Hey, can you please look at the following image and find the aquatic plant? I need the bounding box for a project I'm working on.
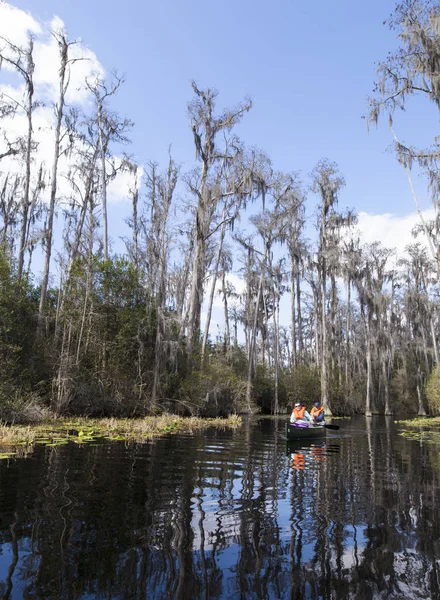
[0,414,243,457]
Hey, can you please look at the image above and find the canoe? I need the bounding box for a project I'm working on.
[285,422,326,441]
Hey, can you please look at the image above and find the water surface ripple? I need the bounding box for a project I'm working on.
[0,416,438,599]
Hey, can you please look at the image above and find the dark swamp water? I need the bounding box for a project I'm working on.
[0,416,439,600]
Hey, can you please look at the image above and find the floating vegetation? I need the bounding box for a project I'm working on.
[0,414,243,458]
[395,416,440,427]
[0,451,17,460]
[399,429,440,445]
[397,416,440,445]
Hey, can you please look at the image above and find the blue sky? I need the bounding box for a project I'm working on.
[10,0,436,221]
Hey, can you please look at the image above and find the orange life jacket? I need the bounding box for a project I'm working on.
[291,453,305,470]
[311,406,324,418]
[292,406,306,420]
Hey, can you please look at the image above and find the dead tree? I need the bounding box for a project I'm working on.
[85,74,131,262]
[39,30,84,326]
[0,35,35,281]
[185,83,252,358]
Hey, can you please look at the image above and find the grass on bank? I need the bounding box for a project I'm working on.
[0,414,243,459]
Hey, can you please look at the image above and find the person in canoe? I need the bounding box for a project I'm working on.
[310,401,325,425]
[290,401,312,425]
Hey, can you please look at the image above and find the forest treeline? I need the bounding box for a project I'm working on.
[1,0,440,422]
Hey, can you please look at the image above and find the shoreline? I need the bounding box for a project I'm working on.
[0,414,242,459]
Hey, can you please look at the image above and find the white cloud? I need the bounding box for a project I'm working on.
[203,271,246,310]
[0,3,41,49]
[33,17,104,105]
[108,161,144,204]
[0,2,133,205]
[356,209,434,258]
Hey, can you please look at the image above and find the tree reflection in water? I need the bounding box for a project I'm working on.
[0,416,438,599]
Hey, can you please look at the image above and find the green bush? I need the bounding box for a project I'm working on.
[0,382,49,423]
[283,364,321,410]
[252,364,274,414]
[179,355,252,417]
[390,364,419,415]
[425,365,440,415]
[0,251,36,382]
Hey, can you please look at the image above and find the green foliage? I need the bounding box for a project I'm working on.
[180,355,250,417]
[0,385,49,423]
[344,375,366,415]
[425,366,440,415]
[390,363,419,415]
[283,364,321,409]
[0,249,45,421]
[228,346,248,377]
[53,256,159,416]
[0,251,35,380]
[252,364,274,414]
[327,372,357,415]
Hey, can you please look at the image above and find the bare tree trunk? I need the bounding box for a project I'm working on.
[186,85,252,357]
[151,305,163,407]
[84,195,96,357]
[430,316,438,364]
[262,282,269,368]
[416,363,427,416]
[244,247,252,358]
[0,175,20,251]
[321,268,331,413]
[77,196,96,363]
[76,269,90,365]
[186,201,206,356]
[382,354,392,415]
[246,245,268,411]
[365,308,373,417]
[391,127,440,277]
[222,269,231,352]
[201,213,226,359]
[337,314,342,387]
[151,157,176,406]
[57,151,97,332]
[290,265,297,367]
[345,277,351,387]
[330,272,337,379]
[39,34,69,324]
[296,261,303,362]
[421,326,430,376]
[131,171,139,267]
[176,234,194,330]
[232,308,238,348]
[273,293,280,414]
[17,40,34,282]
[151,273,169,407]
[54,270,63,336]
[313,292,320,368]
[97,98,109,262]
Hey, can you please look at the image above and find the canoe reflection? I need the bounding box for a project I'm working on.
[288,441,340,470]
[291,452,306,470]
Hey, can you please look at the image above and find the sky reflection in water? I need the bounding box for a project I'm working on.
[0,416,438,599]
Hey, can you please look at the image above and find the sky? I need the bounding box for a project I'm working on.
[0,0,438,331]
[2,0,436,227]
